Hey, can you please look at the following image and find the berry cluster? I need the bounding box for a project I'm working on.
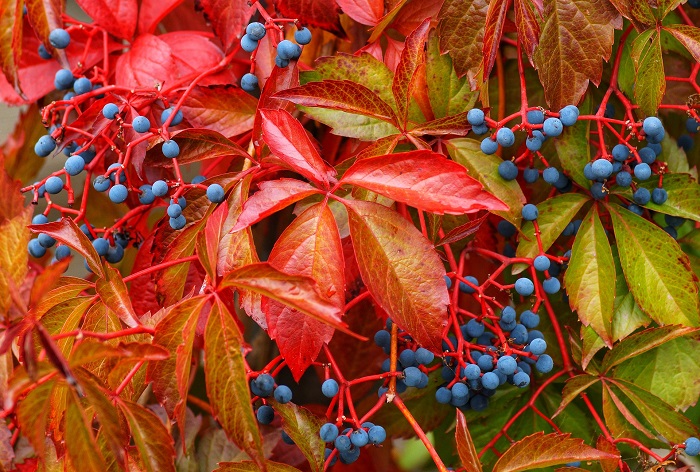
[374,321,435,395]
[250,373,293,426]
[319,422,387,466]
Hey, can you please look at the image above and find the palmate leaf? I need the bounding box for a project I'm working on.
[269,400,326,472]
[631,29,665,116]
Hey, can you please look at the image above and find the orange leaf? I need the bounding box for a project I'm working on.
[95,265,140,328]
[29,217,104,277]
[393,18,430,125]
[118,399,176,472]
[455,409,483,472]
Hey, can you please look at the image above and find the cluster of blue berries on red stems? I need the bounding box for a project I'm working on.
[320,421,386,466]
[250,373,293,426]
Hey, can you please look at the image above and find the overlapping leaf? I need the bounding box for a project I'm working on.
[95,265,140,328]
[74,0,137,39]
[196,0,248,52]
[456,409,483,472]
[392,18,430,125]
[638,173,700,222]
[270,400,326,472]
[28,218,103,276]
[149,129,250,169]
[630,29,665,116]
[181,85,258,137]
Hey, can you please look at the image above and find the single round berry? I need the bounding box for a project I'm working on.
[684,437,700,456]
[472,123,489,135]
[64,155,85,176]
[73,77,91,95]
[132,116,150,133]
[207,184,225,203]
[513,371,530,388]
[281,431,294,445]
[591,159,613,179]
[32,214,49,225]
[241,73,259,92]
[633,187,651,205]
[533,255,550,272]
[529,338,547,355]
[403,366,422,387]
[254,374,275,397]
[152,180,169,197]
[351,429,369,447]
[294,27,312,45]
[522,203,538,221]
[628,203,644,216]
[54,69,74,90]
[687,117,699,133]
[612,144,630,162]
[642,116,663,137]
[192,175,206,184]
[273,385,292,403]
[334,435,351,452]
[38,233,56,248]
[321,379,339,398]
[543,117,563,137]
[102,103,119,119]
[167,203,182,218]
[520,310,539,329]
[108,163,126,184]
[256,405,274,424]
[435,387,452,404]
[277,40,301,60]
[501,306,517,323]
[49,28,70,49]
[28,239,47,258]
[559,105,579,126]
[93,238,110,256]
[374,329,390,347]
[320,423,339,442]
[34,135,57,157]
[162,140,180,158]
[109,184,128,203]
[240,34,258,52]
[497,356,517,375]
[38,43,52,59]
[543,167,560,184]
[459,275,479,294]
[497,220,516,238]
[55,245,71,260]
[496,128,515,147]
[246,22,267,41]
[463,363,480,381]
[93,176,110,193]
[399,349,415,367]
[543,277,561,294]
[480,137,498,155]
[467,108,485,126]
[45,176,64,194]
[535,354,554,373]
[590,182,607,200]
[368,426,386,445]
[665,226,677,239]
[275,56,290,68]
[161,107,183,126]
[105,244,124,263]
[138,185,155,204]
[523,167,539,183]
[651,187,668,205]
[444,275,452,289]
[646,127,664,144]
[678,134,694,152]
[481,372,499,390]
[616,171,632,187]
[526,135,542,152]
[498,160,518,180]
[639,147,656,165]
[527,109,544,124]
[465,319,485,338]
[633,163,651,180]
[514,278,534,296]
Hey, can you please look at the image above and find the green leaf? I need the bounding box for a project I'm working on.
[611,245,651,341]
[659,134,690,174]
[631,29,665,116]
[602,325,698,371]
[118,400,176,472]
[425,32,477,119]
[553,374,600,418]
[607,204,700,327]
[65,389,108,470]
[446,138,527,227]
[345,199,449,351]
[455,409,483,472]
[612,334,700,411]
[204,298,265,468]
[552,96,592,189]
[580,326,605,372]
[269,400,325,472]
[215,461,302,472]
[602,382,652,441]
[638,173,700,223]
[565,206,616,346]
[609,378,699,442]
[514,193,590,274]
[664,24,700,64]
[491,432,619,472]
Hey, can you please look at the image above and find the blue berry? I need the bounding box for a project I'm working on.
[496,128,515,147]
[374,330,390,347]
[55,245,71,260]
[34,135,56,157]
[167,203,182,218]
[465,319,485,338]
[543,277,560,294]
[477,355,494,372]
[666,215,685,227]
[92,238,110,256]
[45,176,64,194]
[633,187,651,205]
[368,426,386,445]
[470,394,489,411]
[497,356,517,375]
[472,123,489,135]
[498,161,518,180]
[241,34,258,52]
[132,116,150,133]
[444,275,452,289]
[334,435,351,452]
[207,184,225,203]
[241,73,259,92]
[481,372,499,389]
[274,385,292,403]
[281,431,294,445]
[642,116,663,137]
[480,137,498,155]
[103,103,119,119]
[38,43,52,59]
[28,239,46,258]
[38,233,56,248]
[435,387,452,404]
[152,180,168,197]
[467,108,485,126]
[54,69,74,90]
[277,40,301,60]
[628,203,644,216]
[523,167,539,183]
[639,147,656,165]
[501,306,516,323]
[590,182,607,200]
[527,110,544,124]
[459,276,478,294]
[526,135,542,152]
[521,204,538,221]
[161,107,183,126]
[415,347,434,365]
[320,423,339,442]
[533,255,550,272]
[254,374,274,397]
[49,28,70,49]
[513,371,530,388]
[403,366,422,387]
[80,224,94,240]
[351,429,369,447]
[295,27,312,45]
[687,117,699,133]
[324,448,338,467]
[511,324,528,344]
[664,226,677,239]
[591,159,613,179]
[559,105,579,126]
[32,214,49,225]
[138,185,155,204]
[497,220,516,238]
[170,215,186,230]
[105,244,124,263]
[73,77,91,95]
[543,118,563,137]
[256,405,274,424]
[646,128,665,144]
[64,155,85,176]
[275,56,290,68]
[162,140,179,158]
[399,349,415,367]
[514,278,534,296]
[529,338,547,355]
[520,310,539,329]
[192,175,206,184]
[634,163,652,180]
[322,379,339,398]
[93,176,110,192]
[651,188,668,205]
[246,22,266,41]
[685,437,700,456]
[678,134,694,152]
[612,144,630,162]
[543,167,560,184]
[616,171,632,187]
[109,185,128,203]
[535,354,554,373]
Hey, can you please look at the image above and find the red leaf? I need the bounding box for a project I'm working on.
[253,61,299,153]
[25,0,67,66]
[274,80,398,123]
[197,199,229,282]
[115,34,178,88]
[455,409,483,472]
[340,150,508,214]
[260,109,334,189]
[409,112,469,136]
[344,199,449,350]
[148,129,251,168]
[492,432,620,472]
[336,0,384,25]
[138,0,184,34]
[118,400,176,472]
[273,0,346,38]
[482,0,509,79]
[64,389,108,470]
[181,85,258,137]
[28,218,103,277]
[514,0,541,62]
[75,0,137,39]
[232,179,322,231]
[160,31,236,86]
[267,203,344,380]
[196,0,249,53]
[0,0,23,94]
[392,18,430,125]
[95,265,141,328]
[436,213,489,247]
